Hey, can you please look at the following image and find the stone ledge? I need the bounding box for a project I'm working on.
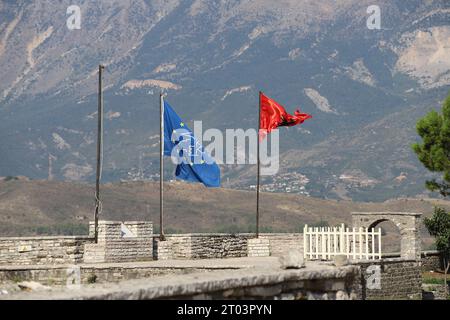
[421,250,440,257]
[0,236,93,241]
[152,233,302,238]
[351,258,419,265]
[351,212,422,216]
[89,221,152,225]
[2,263,359,300]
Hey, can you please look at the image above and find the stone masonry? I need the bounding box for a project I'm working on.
[153,234,251,260]
[354,259,422,300]
[261,233,304,257]
[2,260,361,300]
[0,213,430,299]
[247,238,270,257]
[421,250,444,272]
[0,236,92,265]
[153,233,303,260]
[84,221,153,263]
[352,212,422,260]
[0,229,301,264]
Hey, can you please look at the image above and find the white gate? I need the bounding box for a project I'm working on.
[303,223,382,260]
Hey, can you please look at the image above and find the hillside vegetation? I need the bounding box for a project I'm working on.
[0,179,448,251]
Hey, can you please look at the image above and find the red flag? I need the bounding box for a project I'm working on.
[259,92,312,141]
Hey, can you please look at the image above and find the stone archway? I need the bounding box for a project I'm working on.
[351,212,422,260]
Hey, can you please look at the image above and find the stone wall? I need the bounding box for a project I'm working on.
[0,264,223,286]
[84,221,153,263]
[153,233,304,260]
[0,230,303,265]
[261,233,303,257]
[191,234,249,259]
[153,234,252,260]
[247,238,270,257]
[381,251,443,273]
[169,267,360,300]
[5,265,362,300]
[0,236,92,266]
[422,283,450,300]
[421,251,443,272]
[354,259,422,300]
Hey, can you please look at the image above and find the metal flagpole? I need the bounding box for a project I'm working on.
[256,91,261,238]
[94,64,105,244]
[159,92,166,241]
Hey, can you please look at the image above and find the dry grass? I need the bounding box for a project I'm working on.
[0,179,449,251]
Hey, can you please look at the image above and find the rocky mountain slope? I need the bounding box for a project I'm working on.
[0,1,450,201]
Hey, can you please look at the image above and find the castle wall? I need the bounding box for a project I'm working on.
[421,250,443,272]
[2,264,362,300]
[0,230,302,265]
[153,233,303,260]
[353,259,422,300]
[0,223,430,300]
[0,236,92,265]
[84,221,153,263]
[153,234,251,260]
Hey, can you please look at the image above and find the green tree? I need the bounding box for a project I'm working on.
[412,94,450,196]
[424,207,450,295]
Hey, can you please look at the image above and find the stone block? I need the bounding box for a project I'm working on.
[279,250,305,269]
[247,238,270,257]
[333,255,349,267]
[245,285,282,297]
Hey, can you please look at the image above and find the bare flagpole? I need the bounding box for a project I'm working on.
[94,64,105,244]
[159,92,166,241]
[256,91,262,238]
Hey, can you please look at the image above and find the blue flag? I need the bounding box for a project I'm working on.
[163,98,220,187]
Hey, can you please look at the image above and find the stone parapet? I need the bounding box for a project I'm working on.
[421,250,443,272]
[247,238,270,257]
[260,233,303,257]
[353,258,422,300]
[153,233,304,260]
[84,221,153,263]
[2,263,361,300]
[0,236,93,266]
[153,234,249,260]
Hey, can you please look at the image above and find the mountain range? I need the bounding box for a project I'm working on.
[1,0,450,201]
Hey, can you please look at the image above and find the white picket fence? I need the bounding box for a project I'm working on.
[303,224,382,261]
